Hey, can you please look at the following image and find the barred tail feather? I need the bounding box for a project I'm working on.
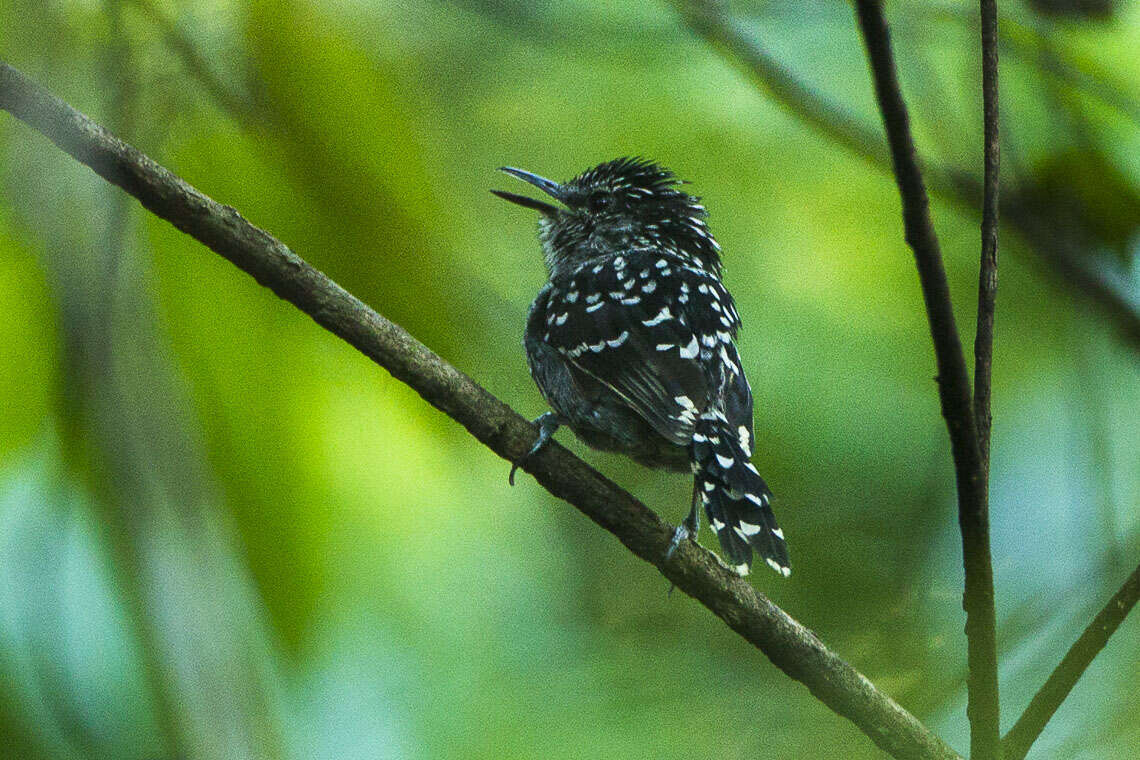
[691,415,790,577]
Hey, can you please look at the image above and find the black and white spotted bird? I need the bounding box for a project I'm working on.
[493,157,790,577]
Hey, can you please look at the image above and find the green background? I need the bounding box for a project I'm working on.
[0,1,1137,758]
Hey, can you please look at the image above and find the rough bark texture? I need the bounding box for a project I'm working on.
[0,61,962,760]
[974,0,1000,478]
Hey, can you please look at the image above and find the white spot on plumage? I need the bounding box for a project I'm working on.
[737,521,762,537]
[613,256,625,269]
[716,453,734,469]
[555,312,568,325]
[701,334,718,347]
[697,283,709,294]
[565,291,579,303]
[643,307,672,326]
[709,300,721,312]
[586,293,601,304]
[678,335,699,359]
[733,563,750,577]
[641,280,657,293]
[656,258,668,268]
[620,296,641,305]
[586,301,604,313]
[592,264,603,274]
[703,480,716,492]
[719,346,740,376]
[745,492,767,507]
[772,527,785,539]
[656,343,674,352]
[674,395,696,410]
[738,426,751,456]
[767,558,791,577]
[607,330,629,347]
[589,340,606,352]
[711,518,725,532]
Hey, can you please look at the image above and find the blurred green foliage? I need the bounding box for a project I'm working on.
[0,1,1138,758]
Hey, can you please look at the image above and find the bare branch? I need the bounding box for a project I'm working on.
[974,0,999,476]
[850,3,1000,759]
[1002,563,1140,760]
[0,61,963,760]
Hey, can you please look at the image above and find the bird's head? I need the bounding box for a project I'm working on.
[493,157,722,280]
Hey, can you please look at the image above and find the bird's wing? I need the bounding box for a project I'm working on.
[540,252,742,446]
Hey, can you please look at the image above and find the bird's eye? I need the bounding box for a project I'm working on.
[586,193,613,213]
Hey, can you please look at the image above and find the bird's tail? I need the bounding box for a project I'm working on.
[691,412,790,576]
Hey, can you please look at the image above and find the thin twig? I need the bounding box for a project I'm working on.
[0,61,962,760]
[972,3,1002,753]
[850,4,1001,760]
[974,0,999,513]
[1002,563,1140,760]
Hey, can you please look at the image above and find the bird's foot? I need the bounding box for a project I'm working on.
[665,499,701,595]
[509,412,562,486]
[665,523,691,562]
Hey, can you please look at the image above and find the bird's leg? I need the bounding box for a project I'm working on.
[666,482,702,561]
[665,483,702,595]
[509,412,563,486]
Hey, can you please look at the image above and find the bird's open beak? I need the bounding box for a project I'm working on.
[491,167,564,215]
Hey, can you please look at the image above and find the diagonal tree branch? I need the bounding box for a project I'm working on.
[0,61,962,760]
[850,4,1001,760]
[1002,562,1140,760]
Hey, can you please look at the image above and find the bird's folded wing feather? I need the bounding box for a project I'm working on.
[539,252,744,446]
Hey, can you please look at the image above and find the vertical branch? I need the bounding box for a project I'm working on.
[851,3,1000,759]
[974,0,1000,475]
[972,4,1002,756]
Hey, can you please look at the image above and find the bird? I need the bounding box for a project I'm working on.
[492,157,789,577]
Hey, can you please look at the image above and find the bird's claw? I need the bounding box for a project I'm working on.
[509,412,561,486]
[665,523,691,562]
